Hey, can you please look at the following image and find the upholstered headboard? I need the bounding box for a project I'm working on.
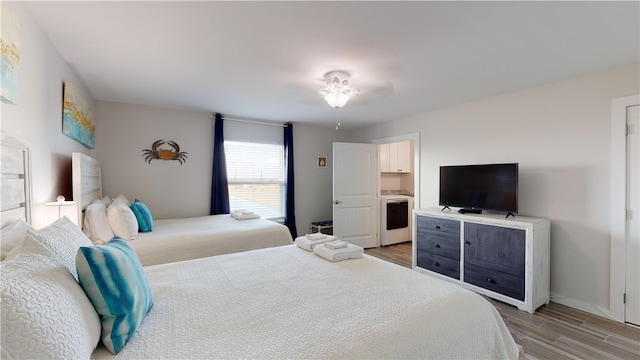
[0,131,32,228]
[71,152,102,226]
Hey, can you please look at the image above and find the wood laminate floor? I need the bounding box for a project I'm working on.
[364,242,640,360]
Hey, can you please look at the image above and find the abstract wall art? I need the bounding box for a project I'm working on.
[62,82,95,149]
[1,3,20,105]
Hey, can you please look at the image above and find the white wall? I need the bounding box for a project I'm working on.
[95,101,350,234]
[350,63,640,317]
[95,102,212,219]
[0,2,96,228]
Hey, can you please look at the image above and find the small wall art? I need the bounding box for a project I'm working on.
[62,82,95,148]
[143,140,188,165]
[317,155,327,168]
[1,2,20,105]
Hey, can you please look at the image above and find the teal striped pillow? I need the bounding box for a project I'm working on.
[76,237,153,354]
[130,199,153,232]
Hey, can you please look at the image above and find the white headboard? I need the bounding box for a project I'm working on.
[1,131,32,228]
[72,152,102,226]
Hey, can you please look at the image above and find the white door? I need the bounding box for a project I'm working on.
[333,142,378,248]
[626,105,639,326]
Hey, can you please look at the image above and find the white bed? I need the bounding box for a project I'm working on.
[131,215,295,266]
[89,244,519,359]
[71,152,293,265]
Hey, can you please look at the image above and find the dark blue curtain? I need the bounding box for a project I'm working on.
[210,113,230,215]
[284,123,297,238]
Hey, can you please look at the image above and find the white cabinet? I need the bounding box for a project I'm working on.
[379,143,390,172]
[379,140,411,173]
[413,208,550,313]
[391,141,411,173]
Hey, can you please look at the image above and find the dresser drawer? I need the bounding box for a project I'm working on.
[464,263,525,301]
[416,233,460,260]
[417,251,460,280]
[417,216,460,236]
[464,223,525,277]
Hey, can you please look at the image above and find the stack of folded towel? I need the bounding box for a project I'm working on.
[294,232,337,251]
[230,209,260,220]
[296,233,363,262]
[313,240,363,261]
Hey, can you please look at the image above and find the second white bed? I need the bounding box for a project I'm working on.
[130,215,293,266]
[72,152,293,266]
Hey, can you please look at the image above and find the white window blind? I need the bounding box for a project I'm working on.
[224,140,284,220]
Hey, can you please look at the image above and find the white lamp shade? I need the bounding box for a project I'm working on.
[324,91,351,108]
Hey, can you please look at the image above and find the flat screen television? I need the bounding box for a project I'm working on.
[439,163,518,217]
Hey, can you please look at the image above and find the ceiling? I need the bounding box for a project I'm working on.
[22,1,639,130]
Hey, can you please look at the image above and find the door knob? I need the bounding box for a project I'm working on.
[334,200,342,205]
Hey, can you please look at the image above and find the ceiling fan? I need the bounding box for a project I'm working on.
[318,71,359,108]
[290,68,394,107]
[315,70,394,109]
[313,70,394,129]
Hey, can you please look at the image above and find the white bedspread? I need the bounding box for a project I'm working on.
[92,245,519,359]
[129,215,293,266]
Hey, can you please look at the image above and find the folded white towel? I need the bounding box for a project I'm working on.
[306,232,328,240]
[313,243,364,261]
[324,240,348,250]
[230,211,260,220]
[295,235,337,251]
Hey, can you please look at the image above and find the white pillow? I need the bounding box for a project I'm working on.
[115,194,130,206]
[83,199,114,244]
[0,219,33,261]
[26,216,93,281]
[101,195,113,207]
[107,198,138,241]
[0,236,101,359]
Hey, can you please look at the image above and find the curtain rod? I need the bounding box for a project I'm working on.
[210,114,287,127]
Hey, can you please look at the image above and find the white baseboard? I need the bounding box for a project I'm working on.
[549,293,619,322]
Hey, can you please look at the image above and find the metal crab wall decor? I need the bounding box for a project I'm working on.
[142,140,189,165]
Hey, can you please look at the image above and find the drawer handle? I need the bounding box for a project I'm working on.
[433,261,440,266]
[464,240,471,245]
[487,278,495,283]
[435,225,441,229]
[434,244,441,248]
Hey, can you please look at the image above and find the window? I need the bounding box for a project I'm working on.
[224,140,284,220]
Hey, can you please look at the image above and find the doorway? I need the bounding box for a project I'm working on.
[610,94,640,326]
[374,133,420,208]
[375,133,420,248]
[332,134,420,249]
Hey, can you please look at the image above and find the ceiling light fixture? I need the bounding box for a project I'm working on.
[319,71,358,109]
